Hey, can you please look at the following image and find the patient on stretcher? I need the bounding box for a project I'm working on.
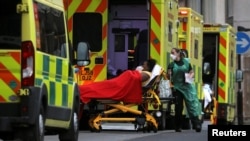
[79,59,157,104]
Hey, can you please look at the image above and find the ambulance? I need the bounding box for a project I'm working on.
[176,7,204,129]
[202,24,237,125]
[64,0,179,130]
[0,0,89,141]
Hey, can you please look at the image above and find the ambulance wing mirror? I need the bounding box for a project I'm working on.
[203,62,211,75]
[236,70,243,82]
[76,42,90,66]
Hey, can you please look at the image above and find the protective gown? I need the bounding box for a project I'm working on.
[170,58,201,118]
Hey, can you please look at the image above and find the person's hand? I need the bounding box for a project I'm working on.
[188,71,194,78]
[135,66,143,71]
[185,73,194,84]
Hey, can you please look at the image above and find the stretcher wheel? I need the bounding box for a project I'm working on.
[142,128,146,133]
[95,125,102,133]
[152,126,158,133]
[89,125,102,133]
[146,127,151,133]
[144,123,158,133]
[137,126,148,133]
[89,127,95,132]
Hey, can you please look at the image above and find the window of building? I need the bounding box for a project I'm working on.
[226,0,234,18]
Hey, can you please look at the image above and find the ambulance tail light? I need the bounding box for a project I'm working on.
[179,10,188,15]
[21,41,35,87]
[218,105,226,118]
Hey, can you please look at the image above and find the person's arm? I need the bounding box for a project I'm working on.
[188,63,194,78]
[140,71,151,82]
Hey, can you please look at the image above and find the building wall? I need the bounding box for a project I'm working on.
[233,0,250,124]
[202,0,226,24]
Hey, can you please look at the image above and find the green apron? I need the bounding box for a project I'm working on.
[171,58,201,118]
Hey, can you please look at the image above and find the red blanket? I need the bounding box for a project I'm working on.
[79,70,142,104]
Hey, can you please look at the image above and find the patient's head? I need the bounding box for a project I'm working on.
[142,59,156,72]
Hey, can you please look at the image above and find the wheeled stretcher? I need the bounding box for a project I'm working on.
[79,67,172,132]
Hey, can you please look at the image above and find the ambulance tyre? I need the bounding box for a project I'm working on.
[17,106,45,141]
[32,106,45,141]
[158,111,166,130]
[216,119,227,125]
[59,111,79,141]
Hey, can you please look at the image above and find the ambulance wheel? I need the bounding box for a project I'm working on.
[32,106,45,141]
[217,119,227,125]
[158,111,166,130]
[18,106,45,141]
[59,111,79,141]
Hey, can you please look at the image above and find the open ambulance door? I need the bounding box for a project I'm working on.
[107,0,150,76]
[73,13,107,85]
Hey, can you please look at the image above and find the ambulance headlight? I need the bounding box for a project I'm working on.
[155,111,162,117]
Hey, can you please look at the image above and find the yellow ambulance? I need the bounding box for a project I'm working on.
[177,7,204,129]
[64,0,179,131]
[203,24,237,125]
[0,0,89,141]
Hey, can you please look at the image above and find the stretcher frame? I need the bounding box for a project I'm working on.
[86,70,168,133]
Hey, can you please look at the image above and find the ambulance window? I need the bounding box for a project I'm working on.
[37,3,66,58]
[73,13,102,52]
[0,1,21,49]
[168,22,173,42]
[194,39,198,59]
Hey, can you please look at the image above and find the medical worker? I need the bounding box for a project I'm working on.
[167,47,202,132]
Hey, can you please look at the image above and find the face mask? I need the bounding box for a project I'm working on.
[170,54,177,60]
